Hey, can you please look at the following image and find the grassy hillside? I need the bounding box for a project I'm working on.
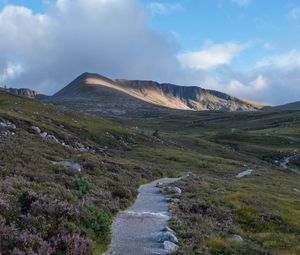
[120,109,300,254]
[1,91,300,254]
[264,101,300,111]
[0,92,183,254]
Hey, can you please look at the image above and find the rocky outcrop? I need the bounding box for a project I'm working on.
[0,119,16,137]
[0,87,41,98]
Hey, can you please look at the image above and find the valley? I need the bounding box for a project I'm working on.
[0,87,300,254]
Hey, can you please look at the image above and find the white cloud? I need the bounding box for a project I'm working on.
[255,50,300,70]
[200,50,300,105]
[231,0,252,6]
[288,5,300,20]
[0,0,181,93]
[226,75,268,97]
[0,62,24,83]
[147,2,183,15]
[178,42,247,70]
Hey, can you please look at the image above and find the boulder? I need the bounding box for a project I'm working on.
[236,169,253,178]
[0,119,16,129]
[163,241,179,253]
[232,234,243,242]
[155,231,178,243]
[40,132,48,138]
[162,226,176,235]
[53,161,82,171]
[156,182,163,188]
[0,130,15,137]
[168,186,182,194]
[166,198,180,203]
[75,142,88,152]
[31,126,41,134]
[46,134,60,144]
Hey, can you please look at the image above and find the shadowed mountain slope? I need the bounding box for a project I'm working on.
[264,101,300,111]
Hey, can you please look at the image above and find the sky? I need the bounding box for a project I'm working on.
[0,0,300,104]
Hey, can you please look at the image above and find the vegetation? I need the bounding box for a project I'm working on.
[0,91,300,254]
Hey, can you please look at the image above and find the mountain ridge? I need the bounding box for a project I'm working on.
[51,72,266,112]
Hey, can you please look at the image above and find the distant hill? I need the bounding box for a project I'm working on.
[263,101,300,111]
[49,72,265,115]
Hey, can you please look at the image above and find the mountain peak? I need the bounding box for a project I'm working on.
[50,72,267,113]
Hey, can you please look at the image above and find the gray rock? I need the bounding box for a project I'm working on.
[166,197,180,203]
[0,130,15,137]
[31,126,41,134]
[46,134,60,144]
[53,161,82,171]
[0,119,16,129]
[163,241,179,252]
[232,234,243,242]
[168,186,182,194]
[155,231,178,243]
[156,182,163,188]
[40,132,48,138]
[75,142,88,152]
[162,226,176,235]
[236,169,253,178]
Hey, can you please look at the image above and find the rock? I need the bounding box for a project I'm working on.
[166,197,180,203]
[232,234,243,242]
[163,241,179,252]
[155,231,178,243]
[0,130,15,137]
[0,119,16,129]
[162,226,176,235]
[40,132,47,138]
[53,161,82,171]
[156,182,163,188]
[168,186,182,194]
[75,142,88,152]
[46,134,60,144]
[236,169,253,178]
[31,126,41,134]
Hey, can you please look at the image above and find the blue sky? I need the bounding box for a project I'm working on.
[145,0,300,69]
[0,0,300,104]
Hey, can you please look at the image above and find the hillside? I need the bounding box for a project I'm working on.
[1,90,300,254]
[264,100,300,111]
[48,72,265,114]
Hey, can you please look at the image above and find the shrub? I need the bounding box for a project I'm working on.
[152,129,160,138]
[112,186,131,199]
[83,203,111,240]
[74,176,92,199]
[51,233,93,255]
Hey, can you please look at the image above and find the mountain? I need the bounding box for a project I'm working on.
[48,72,265,115]
[0,87,46,99]
[263,101,300,111]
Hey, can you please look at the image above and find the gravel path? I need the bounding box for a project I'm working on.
[103,177,180,255]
